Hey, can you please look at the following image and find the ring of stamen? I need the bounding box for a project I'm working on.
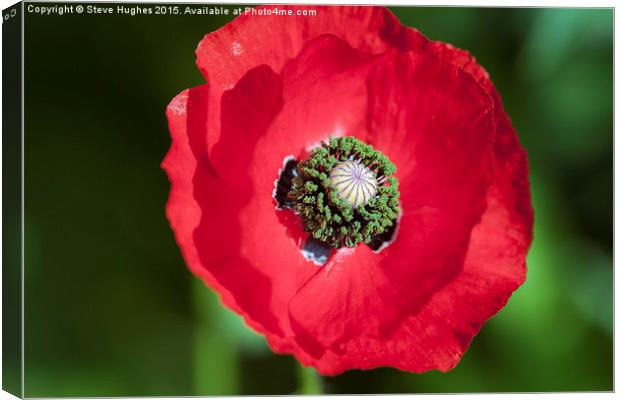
[284,136,401,249]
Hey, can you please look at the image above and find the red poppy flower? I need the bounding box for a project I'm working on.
[162,5,533,375]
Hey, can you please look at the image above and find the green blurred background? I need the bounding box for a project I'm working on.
[19,4,612,396]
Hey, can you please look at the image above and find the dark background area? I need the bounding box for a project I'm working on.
[21,5,612,396]
[3,2,23,397]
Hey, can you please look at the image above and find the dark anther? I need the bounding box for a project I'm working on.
[368,223,397,251]
[301,237,334,265]
[274,158,298,209]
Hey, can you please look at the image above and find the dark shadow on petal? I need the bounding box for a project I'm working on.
[187,84,285,338]
[275,209,308,253]
[210,65,283,190]
[290,315,327,360]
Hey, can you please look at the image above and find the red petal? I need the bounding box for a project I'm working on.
[162,86,213,281]
[195,6,408,162]
[195,6,408,93]
[208,33,383,187]
[209,65,283,191]
[291,31,533,375]
[162,33,388,359]
[299,123,532,375]
[203,33,387,339]
[254,34,382,160]
[162,86,314,357]
[423,38,534,229]
[288,51,496,366]
[167,6,534,374]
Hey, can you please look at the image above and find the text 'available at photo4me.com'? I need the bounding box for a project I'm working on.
[25,3,319,17]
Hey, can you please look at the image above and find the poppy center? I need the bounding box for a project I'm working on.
[275,136,401,254]
[329,160,378,208]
